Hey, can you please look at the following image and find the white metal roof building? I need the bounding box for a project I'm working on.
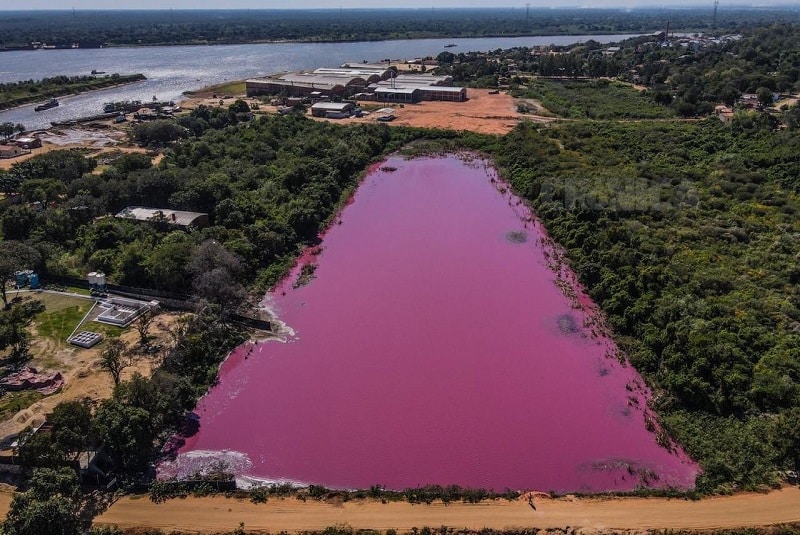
[115,207,209,228]
[247,66,466,102]
[310,101,355,117]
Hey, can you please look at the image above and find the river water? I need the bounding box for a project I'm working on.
[161,155,698,493]
[0,34,641,131]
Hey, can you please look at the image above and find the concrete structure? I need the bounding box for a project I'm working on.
[0,145,27,159]
[116,206,209,228]
[68,331,103,349]
[715,105,734,123]
[310,101,355,118]
[14,137,41,149]
[96,297,158,328]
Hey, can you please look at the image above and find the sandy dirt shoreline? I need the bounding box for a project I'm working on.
[87,487,800,533]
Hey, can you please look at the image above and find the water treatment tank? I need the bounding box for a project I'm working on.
[96,272,106,287]
[88,272,98,286]
[15,271,29,288]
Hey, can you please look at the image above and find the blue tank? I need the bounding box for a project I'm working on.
[14,271,28,287]
[29,273,39,289]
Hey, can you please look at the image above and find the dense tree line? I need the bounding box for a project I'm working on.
[0,8,795,49]
[0,74,146,111]
[473,118,800,492]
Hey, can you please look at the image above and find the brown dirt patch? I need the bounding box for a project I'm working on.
[0,298,186,447]
[183,86,549,135]
[87,487,800,533]
[0,131,159,171]
[347,89,548,135]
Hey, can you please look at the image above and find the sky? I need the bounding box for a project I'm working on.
[0,0,774,10]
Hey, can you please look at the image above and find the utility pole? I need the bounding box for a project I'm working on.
[712,0,720,29]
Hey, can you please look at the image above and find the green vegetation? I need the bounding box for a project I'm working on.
[0,391,44,421]
[0,8,791,49]
[514,78,673,120]
[151,481,520,506]
[9,103,800,494]
[31,295,92,343]
[437,24,800,118]
[0,74,146,111]
[479,118,800,492]
[5,23,800,535]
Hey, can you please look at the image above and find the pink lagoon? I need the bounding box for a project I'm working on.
[165,154,698,493]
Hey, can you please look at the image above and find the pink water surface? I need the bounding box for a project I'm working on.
[166,155,698,493]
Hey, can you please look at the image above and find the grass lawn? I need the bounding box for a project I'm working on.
[0,391,44,422]
[32,293,95,343]
[31,293,125,340]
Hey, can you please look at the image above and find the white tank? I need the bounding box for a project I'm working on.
[96,273,106,287]
[88,272,98,285]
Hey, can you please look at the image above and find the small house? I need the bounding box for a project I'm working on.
[0,145,27,159]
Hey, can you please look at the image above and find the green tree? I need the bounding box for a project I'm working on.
[755,86,774,107]
[93,398,153,473]
[48,401,92,460]
[0,241,41,308]
[2,467,83,535]
[100,338,130,386]
[0,298,44,362]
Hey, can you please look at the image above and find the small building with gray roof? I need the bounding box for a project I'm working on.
[116,207,209,228]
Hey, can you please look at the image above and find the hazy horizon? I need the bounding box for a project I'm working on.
[1,1,798,10]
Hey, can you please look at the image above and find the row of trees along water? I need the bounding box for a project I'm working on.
[0,74,147,111]
[0,8,796,48]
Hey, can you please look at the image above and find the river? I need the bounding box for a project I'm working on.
[160,155,698,493]
[0,34,642,131]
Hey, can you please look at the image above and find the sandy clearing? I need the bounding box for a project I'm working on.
[88,487,800,533]
[347,89,548,135]
[0,140,158,170]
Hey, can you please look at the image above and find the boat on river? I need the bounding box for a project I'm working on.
[103,99,175,113]
[34,98,59,111]
[103,100,142,113]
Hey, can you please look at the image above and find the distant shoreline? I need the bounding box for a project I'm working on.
[0,30,655,53]
[0,74,147,113]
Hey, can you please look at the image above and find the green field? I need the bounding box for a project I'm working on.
[515,78,674,120]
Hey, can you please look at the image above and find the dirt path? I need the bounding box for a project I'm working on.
[89,487,800,533]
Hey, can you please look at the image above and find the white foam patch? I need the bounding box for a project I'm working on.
[158,449,253,481]
[235,474,309,490]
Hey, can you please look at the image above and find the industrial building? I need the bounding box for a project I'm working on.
[310,101,356,118]
[247,63,467,103]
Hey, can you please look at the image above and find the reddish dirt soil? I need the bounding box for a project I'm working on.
[85,487,800,534]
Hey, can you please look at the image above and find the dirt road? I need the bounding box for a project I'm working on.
[91,487,800,533]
